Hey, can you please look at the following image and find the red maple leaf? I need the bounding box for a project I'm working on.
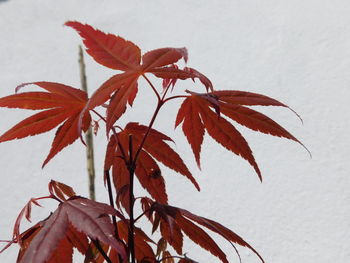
[18,197,127,263]
[0,82,91,167]
[176,90,306,180]
[105,122,199,212]
[142,198,264,263]
[65,21,211,133]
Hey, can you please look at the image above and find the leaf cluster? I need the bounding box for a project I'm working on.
[0,22,305,262]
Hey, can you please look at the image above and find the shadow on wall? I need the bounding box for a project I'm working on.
[0,0,9,2]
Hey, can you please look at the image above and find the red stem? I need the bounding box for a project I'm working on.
[142,74,161,102]
[163,95,188,103]
[105,170,124,263]
[127,135,136,263]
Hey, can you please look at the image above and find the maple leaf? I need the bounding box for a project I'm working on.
[65,21,211,133]
[15,223,42,263]
[105,122,199,211]
[176,90,305,180]
[19,197,127,263]
[15,223,89,263]
[159,216,183,255]
[124,123,199,190]
[0,82,91,167]
[65,21,141,71]
[150,66,213,92]
[142,199,264,263]
[12,198,42,244]
[48,180,76,201]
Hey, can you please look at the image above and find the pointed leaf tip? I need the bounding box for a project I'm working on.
[65,21,141,71]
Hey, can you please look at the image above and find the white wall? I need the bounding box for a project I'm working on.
[0,0,349,262]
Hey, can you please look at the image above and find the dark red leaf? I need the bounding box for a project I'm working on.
[180,209,264,263]
[46,237,73,263]
[0,92,83,110]
[13,199,42,243]
[106,78,138,132]
[149,66,213,92]
[109,132,167,210]
[15,223,42,263]
[197,98,262,180]
[0,108,71,143]
[19,197,127,263]
[65,224,89,255]
[176,95,261,179]
[150,202,264,263]
[212,90,302,122]
[78,72,140,135]
[16,82,88,101]
[65,21,141,71]
[124,123,200,191]
[183,67,213,92]
[220,103,299,141]
[19,203,69,263]
[0,82,91,167]
[48,180,76,201]
[156,238,167,257]
[142,48,188,71]
[175,215,228,263]
[175,98,204,168]
[160,217,183,255]
[136,150,168,204]
[43,111,91,167]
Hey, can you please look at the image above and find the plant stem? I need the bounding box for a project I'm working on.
[163,95,188,103]
[105,170,124,263]
[142,74,161,102]
[133,100,163,162]
[127,77,166,262]
[105,170,119,238]
[125,77,172,262]
[78,45,96,201]
[127,135,136,263]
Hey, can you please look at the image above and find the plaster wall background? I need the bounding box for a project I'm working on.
[0,0,349,262]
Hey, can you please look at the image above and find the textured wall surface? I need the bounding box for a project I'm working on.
[0,0,349,262]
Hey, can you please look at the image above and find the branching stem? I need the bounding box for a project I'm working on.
[142,74,161,102]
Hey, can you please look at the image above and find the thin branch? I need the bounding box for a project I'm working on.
[163,95,188,104]
[127,135,136,263]
[105,170,119,238]
[142,74,161,102]
[105,170,124,263]
[133,100,163,163]
[78,45,96,201]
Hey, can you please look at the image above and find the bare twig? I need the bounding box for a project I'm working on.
[78,45,96,201]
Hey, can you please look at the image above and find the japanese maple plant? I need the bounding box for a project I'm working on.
[0,22,306,263]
